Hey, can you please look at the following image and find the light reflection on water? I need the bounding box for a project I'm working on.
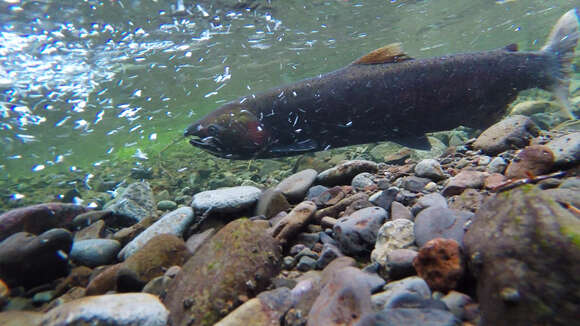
[0,0,578,205]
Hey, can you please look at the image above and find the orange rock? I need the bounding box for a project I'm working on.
[413,238,464,293]
[505,145,554,179]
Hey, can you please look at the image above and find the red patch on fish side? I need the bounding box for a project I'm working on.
[246,121,268,145]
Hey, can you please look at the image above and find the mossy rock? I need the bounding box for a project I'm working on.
[464,185,580,325]
[164,218,281,326]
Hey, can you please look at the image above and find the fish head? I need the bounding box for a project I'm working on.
[185,102,271,159]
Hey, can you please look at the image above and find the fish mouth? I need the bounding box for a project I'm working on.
[187,136,242,159]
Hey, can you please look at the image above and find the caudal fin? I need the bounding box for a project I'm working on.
[541,9,579,119]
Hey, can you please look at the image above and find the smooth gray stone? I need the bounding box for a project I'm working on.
[71,239,121,267]
[191,186,261,214]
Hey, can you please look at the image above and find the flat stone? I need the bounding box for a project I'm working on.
[442,170,489,196]
[545,131,580,166]
[415,159,445,181]
[0,203,88,241]
[0,229,72,288]
[118,206,194,260]
[105,182,156,224]
[41,293,168,326]
[414,207,474,247]
[334,206,388,255]
[157,200,177,211]
[398,176,431,193]
[275,169,318,202]
[305,185,329,201]
[317,160,378,186]
[473,115,540,155]
[191,186,262,214]
[371,219,415,267]
[413,238,465,293]
[70,239,121,267]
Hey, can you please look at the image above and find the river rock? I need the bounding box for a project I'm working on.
[410,193,448,216]
[0,203,87,241]
[413,238,465,293]
[363,308,460,326]
[270,201,317,246]
[191,186,261,214]
[70,239,121,267]
[372,276,431,310]
[334,206,388,255]
[314,192,369,222]
[117,234,190,292]
[351,172,376,190]
[442,170,489,196]
[185,228,215,255]
[164,219,281,326]
[157,200,177,211]
[472,115,540,155]
[215,287,294,326]
[505,145,554,179]
[414,207,474,247]
[447,189,486,213]
[464,185,580,325]
[441,291,473,320]
[369,187,399,211]
[105,181,156,225]
[398,176,431,192]
[54,266,92,297]
[391,201,413,220]
[415,159,445,180]
[545,131,580,166]
[118,206,194,260]
[307,265,375,325]
[275,169,318,202]
[316,160,378,186]
[255,188,291,219]
[0,311,43,326]
[74,219,106,241]
[85,263,122,295]
[487,156,508,173]
[41,293,168,326]
[0,229,72,288]
[378,248,418,281]
[371,219,415,266]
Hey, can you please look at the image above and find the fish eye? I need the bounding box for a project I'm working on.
[207,125,219,136]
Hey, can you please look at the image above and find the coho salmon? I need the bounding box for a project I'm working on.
[186,9,579,159]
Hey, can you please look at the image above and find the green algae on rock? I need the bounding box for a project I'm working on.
[163,218,281,326]
[464,185,580,326]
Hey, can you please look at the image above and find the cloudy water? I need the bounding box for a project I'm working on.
[0,0,577,207]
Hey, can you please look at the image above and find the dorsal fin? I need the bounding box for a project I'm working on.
[504,43,518,52]
[352,43,413,65]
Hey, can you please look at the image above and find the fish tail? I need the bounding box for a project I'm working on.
[541,8,579,120]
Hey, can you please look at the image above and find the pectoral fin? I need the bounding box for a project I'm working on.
[352,43,413,65]
[391,134,432,150]
[268,139,318,154]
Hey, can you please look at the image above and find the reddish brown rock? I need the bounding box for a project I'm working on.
[163,219,281,326]
[484,173,507,190]
[0,203,88,241]
[505,145,554,179]
[442,170,489,196]
[85,263,122,295]
[270,201,317,246]
[413,238,465,293]
[74,219,107,241]
[54,266,92,297]
[117,234,190,292]
[472,115,540,155]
